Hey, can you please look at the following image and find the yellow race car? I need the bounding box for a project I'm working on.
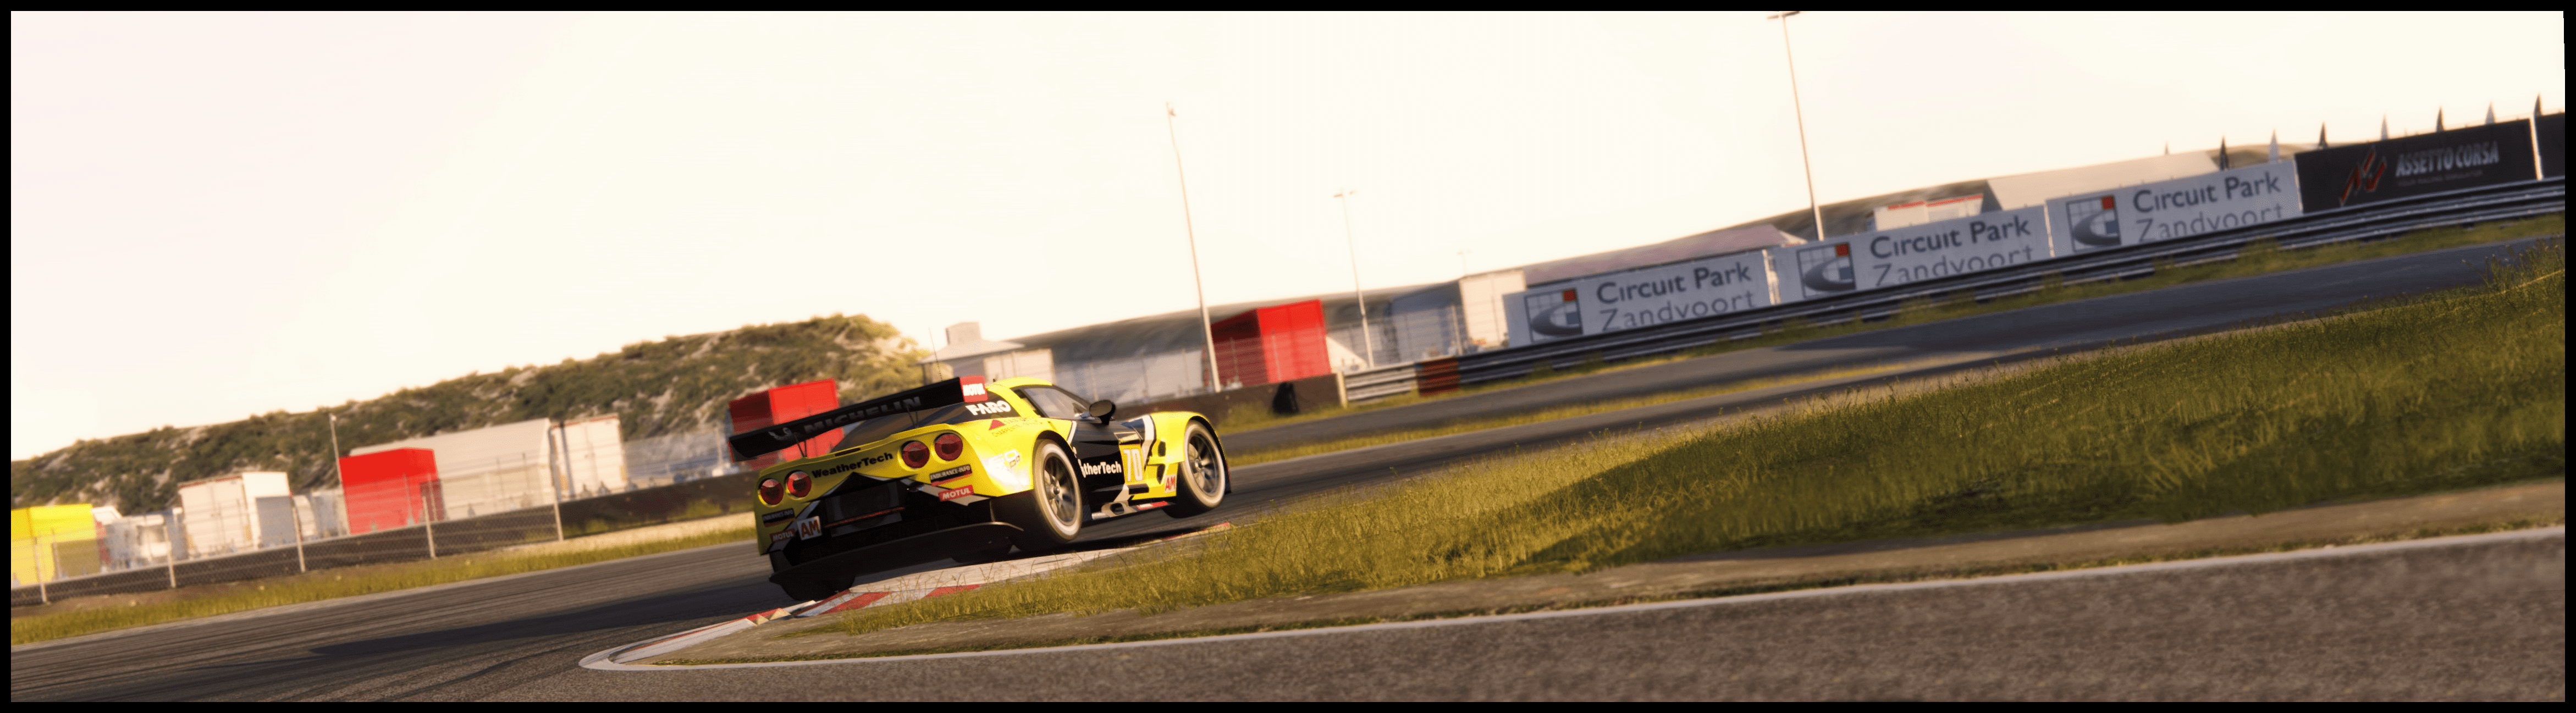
[731,377,1229,601]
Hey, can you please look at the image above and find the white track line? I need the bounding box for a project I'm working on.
[581,525,2565,671]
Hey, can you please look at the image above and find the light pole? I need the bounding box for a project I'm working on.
[1167,103,1223,391]
[1769,11,1828,242]
[1334,189,1375,369]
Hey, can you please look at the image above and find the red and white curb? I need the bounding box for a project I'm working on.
[587,523,1231,667]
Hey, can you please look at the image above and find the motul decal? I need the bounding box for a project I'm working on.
[961,376,989,403]
[939,485,977,502]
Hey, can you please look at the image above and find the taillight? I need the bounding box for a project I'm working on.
[901,440,930,468]
[786,471,812,498]
[933,433,964,461]
[757,478,784,506]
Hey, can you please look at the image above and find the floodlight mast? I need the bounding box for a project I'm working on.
[1334,189,1375,369]
[1769,10,1828,241]
[1167,102,1223,390]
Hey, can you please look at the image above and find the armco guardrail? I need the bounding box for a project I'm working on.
[1343,362,1421,403]
[1457,176,2566,386]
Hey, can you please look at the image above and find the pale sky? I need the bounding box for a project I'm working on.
[11,12,2564,460]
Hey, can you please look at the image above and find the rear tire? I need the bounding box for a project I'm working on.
[1163,422,1227,518]
[996,439,1084,551]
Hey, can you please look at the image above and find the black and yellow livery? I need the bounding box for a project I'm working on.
[735,377,1228,601]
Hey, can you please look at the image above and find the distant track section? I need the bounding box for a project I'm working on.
[1458,177,2566,386]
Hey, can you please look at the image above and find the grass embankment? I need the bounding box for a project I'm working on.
[839,240,2564,635]
[1213,215,2564,439]
[1227,358,1940,466]
[9,523,755,646]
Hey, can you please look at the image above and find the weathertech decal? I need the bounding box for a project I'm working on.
[1079,459,1124,476]
[812,452,896,478]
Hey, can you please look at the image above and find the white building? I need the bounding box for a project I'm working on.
[175,471,289,557]
[351,416,631,518]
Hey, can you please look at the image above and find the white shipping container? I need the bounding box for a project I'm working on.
[175,472,288,556]
[1457,269,1526,350]
[355,419,555,519]
[554,415,630,499]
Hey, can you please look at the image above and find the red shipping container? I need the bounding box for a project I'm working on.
[339,448,442,535]
[1208,299,1330,388]
[728,379,845,468]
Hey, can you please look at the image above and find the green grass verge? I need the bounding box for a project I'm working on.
[1228,358,1934,466]
[1216,214,2564,437]
[836,239,2565,636]
[9,525,754,646]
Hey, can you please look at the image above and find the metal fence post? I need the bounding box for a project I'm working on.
[426,518,437,559]
[291,495,307,573]
[166,515,180,590]
[549,426,567,542]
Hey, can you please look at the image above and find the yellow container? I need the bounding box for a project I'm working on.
[10,504,98,585]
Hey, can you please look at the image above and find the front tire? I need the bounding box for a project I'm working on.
[1163,422,1227,518]
[996,439,1084,551]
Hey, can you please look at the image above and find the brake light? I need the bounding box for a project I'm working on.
[901,440,930,468]
[786,471,812,498]
[933,433,964,461]
[757,478,784,506]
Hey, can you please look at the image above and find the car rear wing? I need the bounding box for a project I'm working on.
[727,377,994,461]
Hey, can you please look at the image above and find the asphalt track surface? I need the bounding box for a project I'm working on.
[9,236,2563,701]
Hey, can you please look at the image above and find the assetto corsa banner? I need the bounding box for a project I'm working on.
[2294,120,2537,211]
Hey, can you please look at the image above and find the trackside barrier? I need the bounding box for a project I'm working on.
[1342,362,1421,404]
[1455,176,2566,387]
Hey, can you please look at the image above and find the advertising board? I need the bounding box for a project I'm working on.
[1501,250,1774,346]
[1768,239,1857,305]
[1849,206,2051,292]
[2293,120,2535,211]
[2047,162,2303,256]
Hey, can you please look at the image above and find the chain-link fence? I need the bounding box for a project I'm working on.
[7,466,768,607]
[622,430,735,489]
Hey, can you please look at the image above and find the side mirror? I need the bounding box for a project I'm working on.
[1085,399,1117,421]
